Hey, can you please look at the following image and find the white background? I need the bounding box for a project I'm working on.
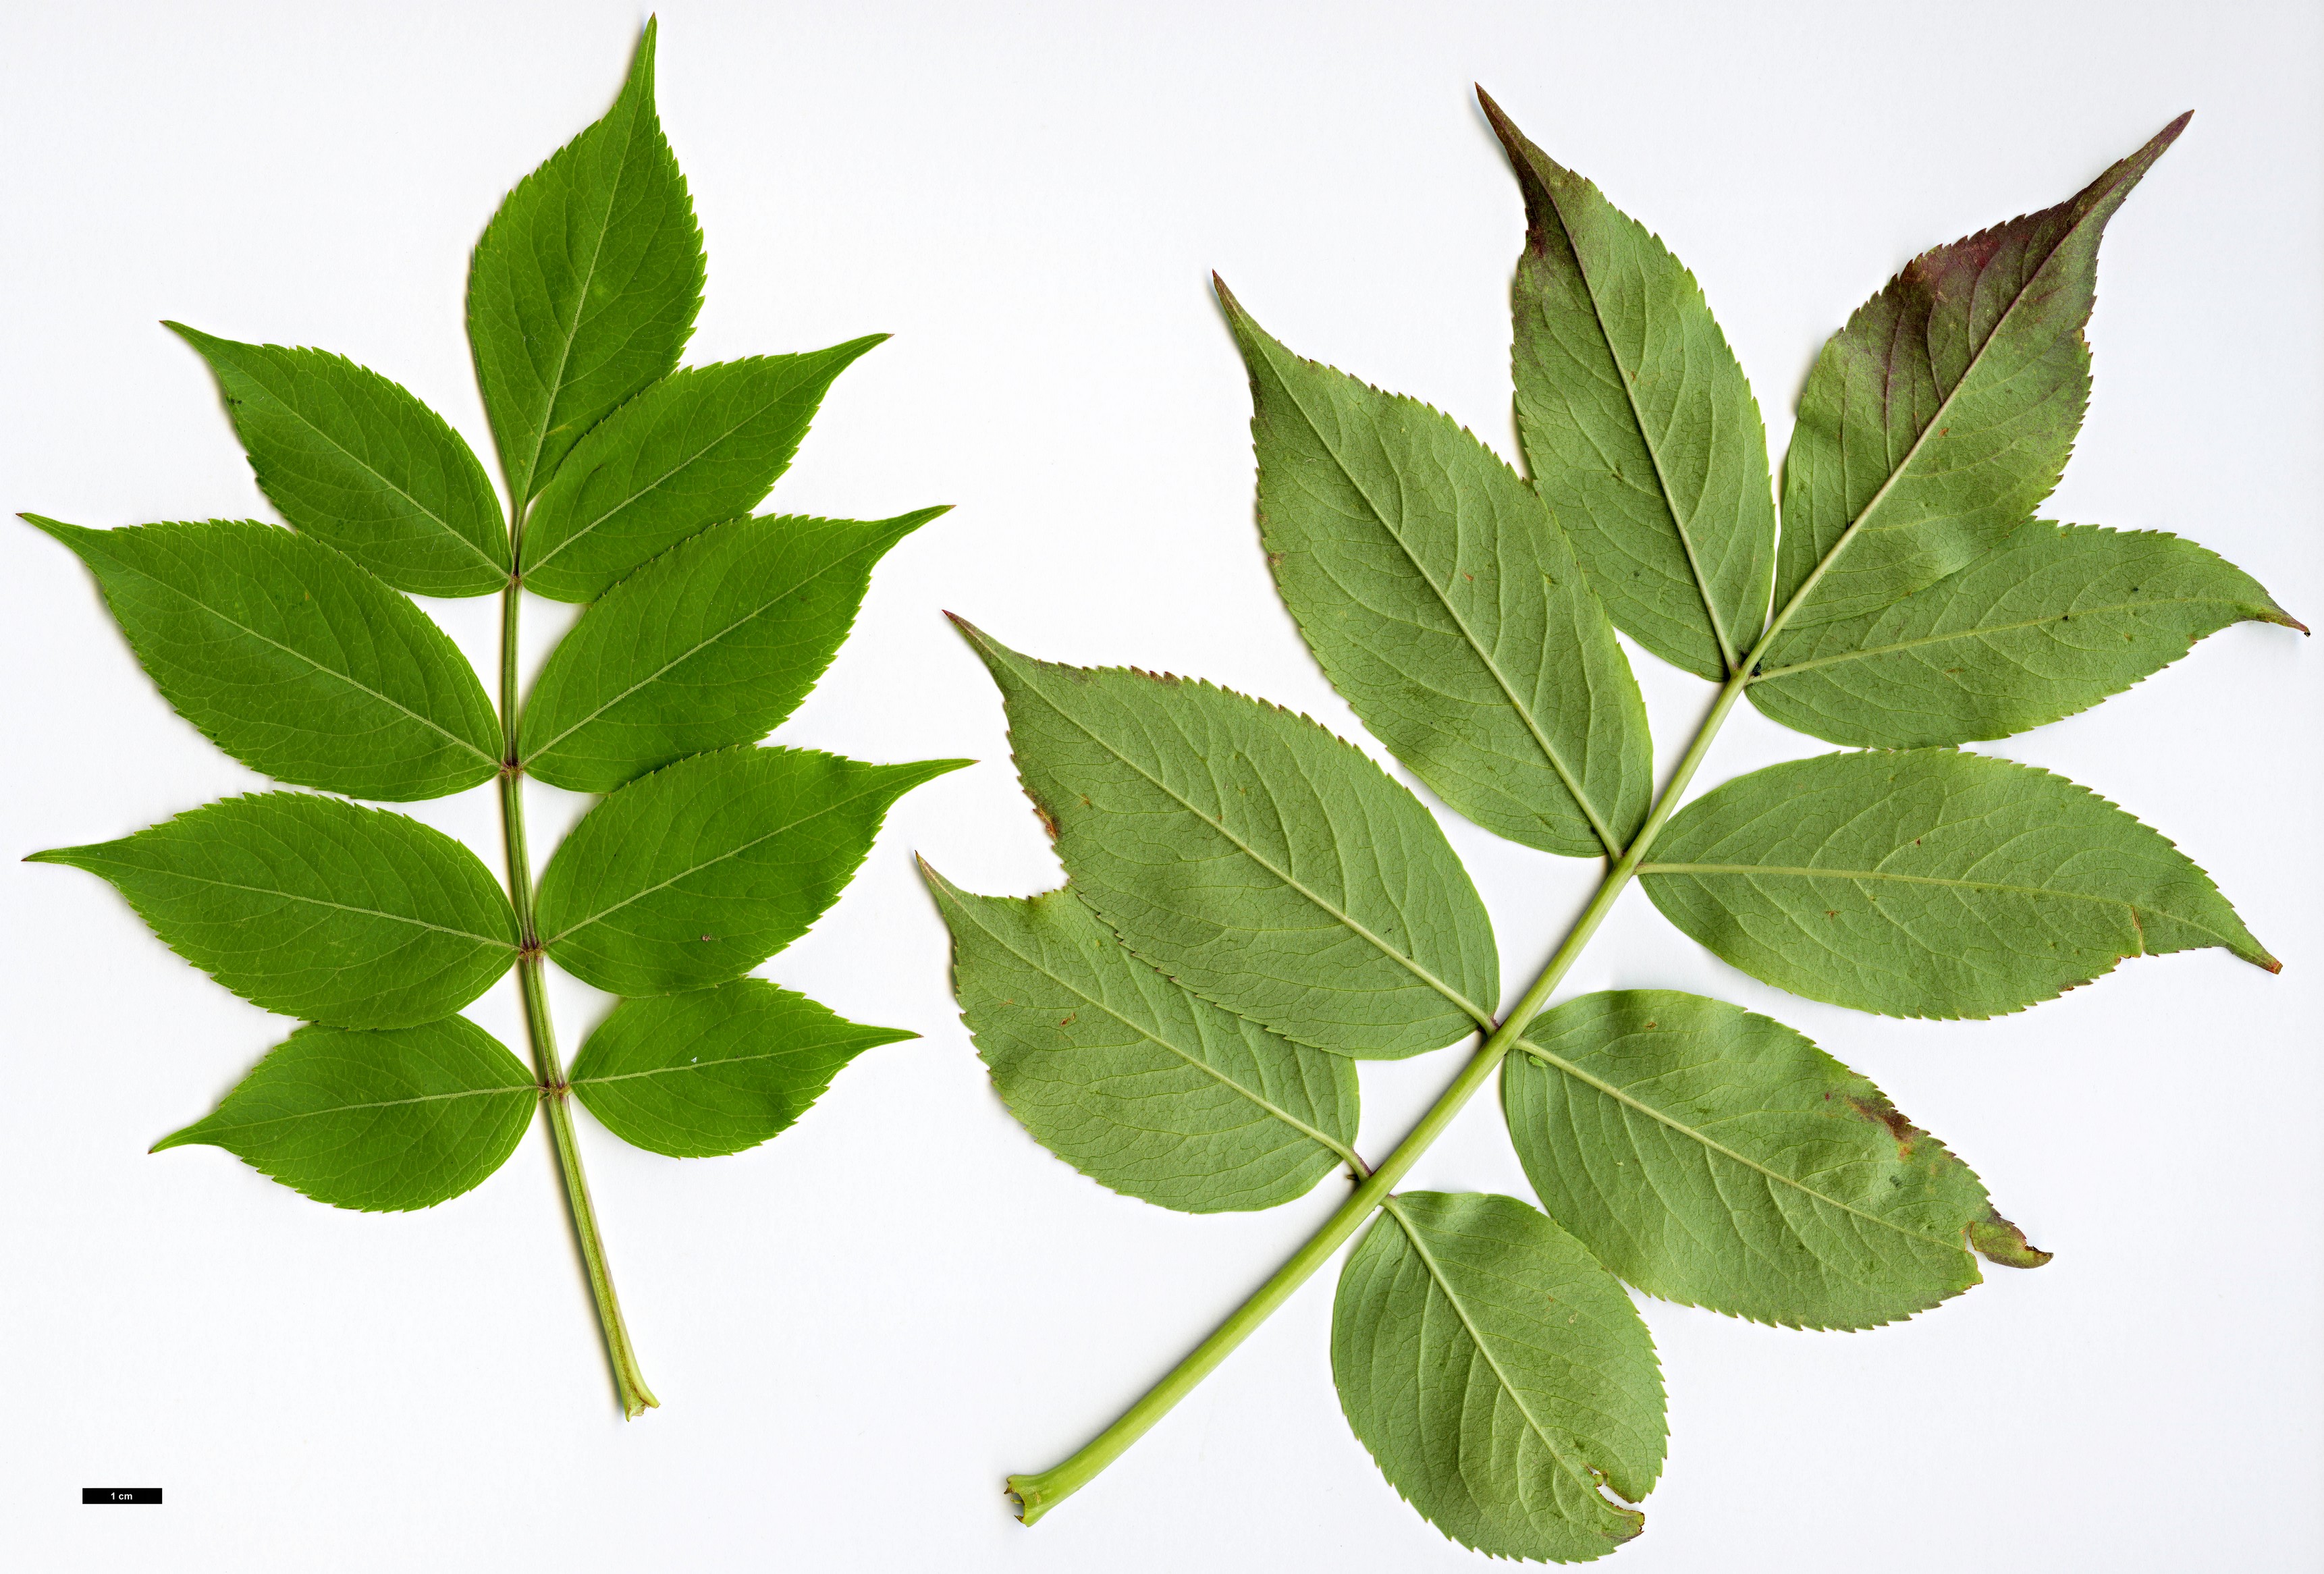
[3,1,2317,1569]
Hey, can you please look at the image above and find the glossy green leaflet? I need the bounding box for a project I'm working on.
[928,95,2298,1558]
[26,22,958,1416]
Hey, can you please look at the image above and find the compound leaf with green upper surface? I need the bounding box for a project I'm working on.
[522,507,943,792]
[1484,94,1777,682]
[1775,117,2186,629]
[30,18,946,1425]
[154,1016,538,1211]
[1640,748,2273,1019]
[535,745,967,998]
[1504,990,2048,1331]
[25,516,502,801]
[924,867,1360,1213]
[1223,284,1650,859]
[1332,1191,1666,1563]
[165,323,510,597]
[518,345,883,603]
[956,619,1500,1060]
[570,979,912,1159]
[30,792,517,1029]
[1748,520,2302,746]
[466,18,704,504]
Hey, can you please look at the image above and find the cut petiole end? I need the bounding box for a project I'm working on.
[621,1378,661,1419]
[1006,1473,1060,1526]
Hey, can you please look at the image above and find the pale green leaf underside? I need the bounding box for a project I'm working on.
[1751,520,2302,746]
[535,745,966,998]
[466,18,703,505]
[30,792,517,1029]
[167,323,510,597]
[518,344,880,603]
[1505,990,2047,1330]
[155,1017,536,1212]
[1223,286,1650,859]
[570,978,909,1158]
[958,621,1499,1060]
[1332,1191,1666,1563]
[1777,117,2186,629]
[923,868,1359,1213]
[1642,748,2272,1019]
[1484,94,1777,682]
[25,517,501,801]
[522,508,940,792]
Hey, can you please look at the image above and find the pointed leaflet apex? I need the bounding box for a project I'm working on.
[1775,115,2187,629]
[946,610,1018,675]
[913,851,958,898]
[19,511,79,546]
[634,14,659,82]
[159,318,216,352]
[1476,86,1561,211]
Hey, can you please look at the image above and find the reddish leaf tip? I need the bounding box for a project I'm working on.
[943,611,1007,661]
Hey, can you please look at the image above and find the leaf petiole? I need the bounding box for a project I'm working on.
[499,562,658,1418]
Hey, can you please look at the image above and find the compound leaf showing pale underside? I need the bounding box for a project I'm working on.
[1221,285,1650,859]
[1775,117,2186,630]
[519,345,882,603]
[923,867,1360,1213]
[522,508,943,792]
[1332,1191,1666,1564]
[153,1016,537,1211]
[535,745,967,998]
[165,323,510,597]
[1749,520,2303,747]
[467,18,704,505]
[30,792,517,1029]
[1640,749,2273,1020]
[569,979,911,1158]
[955,620,1499,1060]
[1504,991,2048,1332]
[24,516,502,802]
[1483,92,1777,683]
